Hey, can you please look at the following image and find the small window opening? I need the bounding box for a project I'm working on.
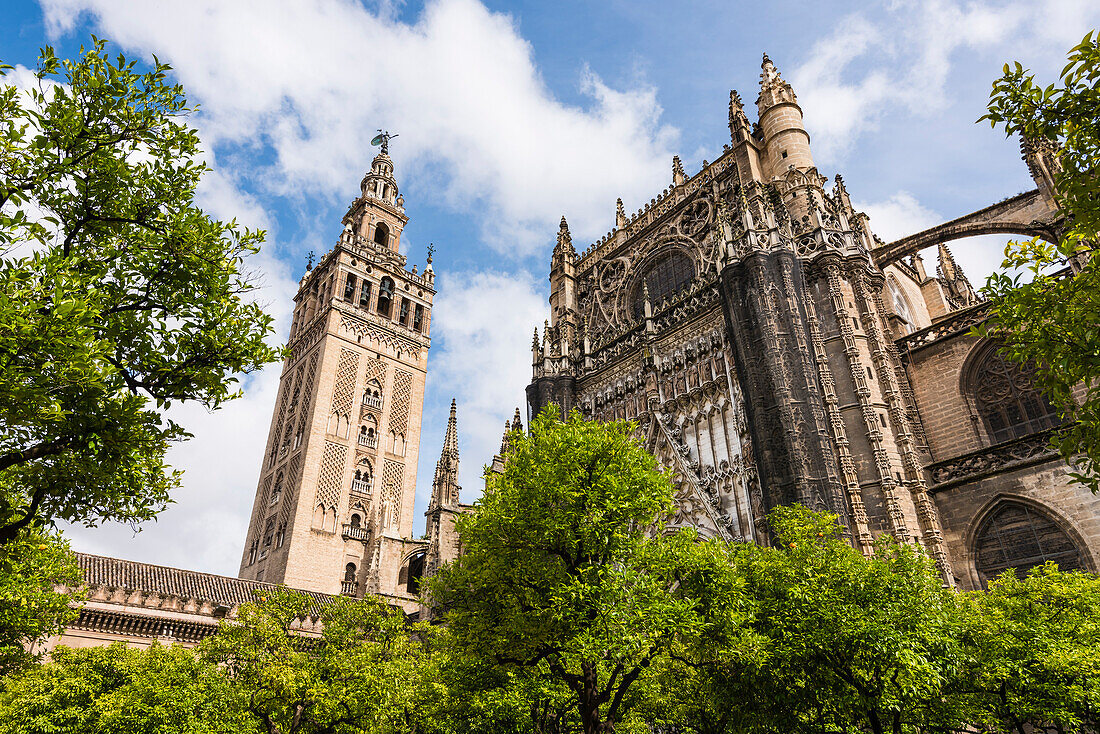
[359,280,372,309]
[413,304,424,332]
[343,273,357,301]
[399,298,410,326]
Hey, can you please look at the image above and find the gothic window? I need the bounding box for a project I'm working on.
[630,252,695,319]
[968,342,1061,444]
[374,222,389,248]
[377,277,394,318]
[349,513,361,529]
[399,298,410,326]
[359,279,372,309]
[413,304,424,332]
[406,551,426,595]
[975,502,1088,584]
[887,278,914,335]
[344,563,357,583]
[343,272,357,301]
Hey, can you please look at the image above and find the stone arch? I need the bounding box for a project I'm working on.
[874,189,1059,266]
[965,494,1095,588]
[959,338,1061,446]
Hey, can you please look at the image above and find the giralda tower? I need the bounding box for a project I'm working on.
[240,138,434,610]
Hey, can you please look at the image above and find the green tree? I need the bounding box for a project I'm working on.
[951,564,1100,734]
[684,506,961,734]
[0,39,281,543]
[978,31,1100,491]
[0,642,256,734]
[429,408,725,734]
[0,529,82,675]
[200,587,425,734]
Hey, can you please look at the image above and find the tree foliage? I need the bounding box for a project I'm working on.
[200,587,426,734]
[953,564,1100,734]
[977,31,1100,490]
[429,407,730,734]
[0,642,256,734]
[0,39,281,543]
[0,529,82,675]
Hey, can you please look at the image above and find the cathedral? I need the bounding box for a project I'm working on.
[45,54,1100,650]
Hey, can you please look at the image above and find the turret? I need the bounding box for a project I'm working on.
[756,53,815,182]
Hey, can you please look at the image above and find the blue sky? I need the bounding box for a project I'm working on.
[3,0,1098,576]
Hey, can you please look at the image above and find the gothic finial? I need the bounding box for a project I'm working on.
[512,406,522,430]
[729,89,751,141]
[616,197,626,228]
[672,155,686,185]
[556,215,574,255]
[532,328,539,349]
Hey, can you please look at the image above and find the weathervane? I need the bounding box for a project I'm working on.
[305,250,315,271]
[370,129,398,155]
[426,243,435,263]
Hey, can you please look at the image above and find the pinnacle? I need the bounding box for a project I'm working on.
[761,51,772,67]
[441,398,459,455]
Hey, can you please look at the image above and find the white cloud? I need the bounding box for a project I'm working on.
[425,269,546,503]
[856,190,942,242]
[790,0,1098,163]
[41,0,679,253]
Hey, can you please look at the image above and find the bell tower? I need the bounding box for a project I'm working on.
[240,138,435,611]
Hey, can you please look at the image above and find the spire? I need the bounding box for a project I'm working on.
[936,244,978,309]
[616,198,627,228]
[431,399,461,509]
[441,398,458,455]
[672,155,686,186]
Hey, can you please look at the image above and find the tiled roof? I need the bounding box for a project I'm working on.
[76,553,333,609]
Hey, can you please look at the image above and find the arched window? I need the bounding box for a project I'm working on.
[406,551,426,595]
[887,277,914,335]
[377,277,394,318]
[349,513,361,529]
[374,222,389,248]
[975,501,1088,584]
[344,563,357,586]
[630,252,695,319]
[967,342,1061,444]
[351,467,371,494]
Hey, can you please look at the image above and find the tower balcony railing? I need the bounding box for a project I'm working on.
[342,523,369,542]
[361,395,383,411]
[358,434,378,449]
[340,581,359,596]
[350,478,372,495]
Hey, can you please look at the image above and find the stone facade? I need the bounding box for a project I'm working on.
[239,143,433,612]
[525,53,1099,589]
